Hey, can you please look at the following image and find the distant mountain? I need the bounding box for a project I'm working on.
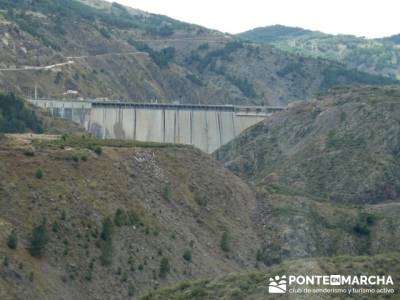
[0,1,395,106]
[239,25,400,80]
[237,24,313,43]
[382,33,400,45]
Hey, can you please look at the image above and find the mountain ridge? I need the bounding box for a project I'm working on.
[239,25,400,79]
[0,0,395,106]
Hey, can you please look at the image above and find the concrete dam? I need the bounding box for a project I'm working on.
[29,99,284,153]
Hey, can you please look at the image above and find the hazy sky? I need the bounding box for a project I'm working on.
[107,0,399,38]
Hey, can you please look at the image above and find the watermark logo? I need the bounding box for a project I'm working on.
[267,274,394,295]
[268,275,287,293]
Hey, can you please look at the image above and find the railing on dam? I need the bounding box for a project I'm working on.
[28,98,285,153]
[29,98,285,114]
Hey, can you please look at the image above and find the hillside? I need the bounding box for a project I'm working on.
[0,93,82,134]
[239,25,400,80]
[215,85,400,268]
[0,135,260,299]
[216,85,400,204]
[141,253,400,299]
[0,0,395,106]
[2,137,399,300]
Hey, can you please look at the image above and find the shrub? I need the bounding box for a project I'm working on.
[127,39,175,68]
[186,74,204,86]
[3,256,9,267]
[220,231,230,252]
[353,212,376,236]
[35,168,43,179]
[159,257,170,278]
[94,146,102,155]
[100,217,113,241]
[353,222,370,235]
[128,284,135,297]
[29,218,48,257]
[163,183,172,201]
[61,133,69,141]
[7,230,18,250]
[114,208,127,227]
[23,149,35,156]
[183,249,192,262]
[72,155,79,162]
[100,217,113,265]
[225,74,257,98]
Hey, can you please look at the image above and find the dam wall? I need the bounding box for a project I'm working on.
[29,99,280,153]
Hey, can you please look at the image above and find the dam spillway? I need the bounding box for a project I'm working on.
[29,99,284,153]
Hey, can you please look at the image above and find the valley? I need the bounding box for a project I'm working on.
[0,0,399,299]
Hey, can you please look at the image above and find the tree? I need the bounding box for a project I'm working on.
[35,168,43,179]
[159,257,170,278]
[114,208,127,227]
[29,219,48,257]
[220,231,230,252]
[100,217,113,266]
[7,230,18,250]
[183,249,192,262]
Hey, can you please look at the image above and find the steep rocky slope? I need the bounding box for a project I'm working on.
[0,135,260,299]
[137,86,400,299]
[215,85,400,266]
[239,25,400,79]
[0,0,395,106]
[216,85,400,204]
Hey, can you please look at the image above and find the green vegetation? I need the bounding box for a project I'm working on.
[224,74,257,98]
[159,257,170,278]
[239,25,312,43]
[186,41,244,72]
[321,66,394,89]
[1,0,187,39]
[162,183,172,201]
[35,168,44,179]
[140,252,400,300]
[239,25,400,79]
[0,94,43,133]
[186,74,204,86]
[353,212,376,236]
[94,146,103,156]
[220,231,230,252]
[128,284,136,297]
[114,209,127,227]
[182,249,192,262]
[216,86,400,204]
[128,39,176,68]
[384,34,400,44]
[29,219,49,258]
[3,256,9,267]
[6,230,18,250]
[99,217,113,266]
